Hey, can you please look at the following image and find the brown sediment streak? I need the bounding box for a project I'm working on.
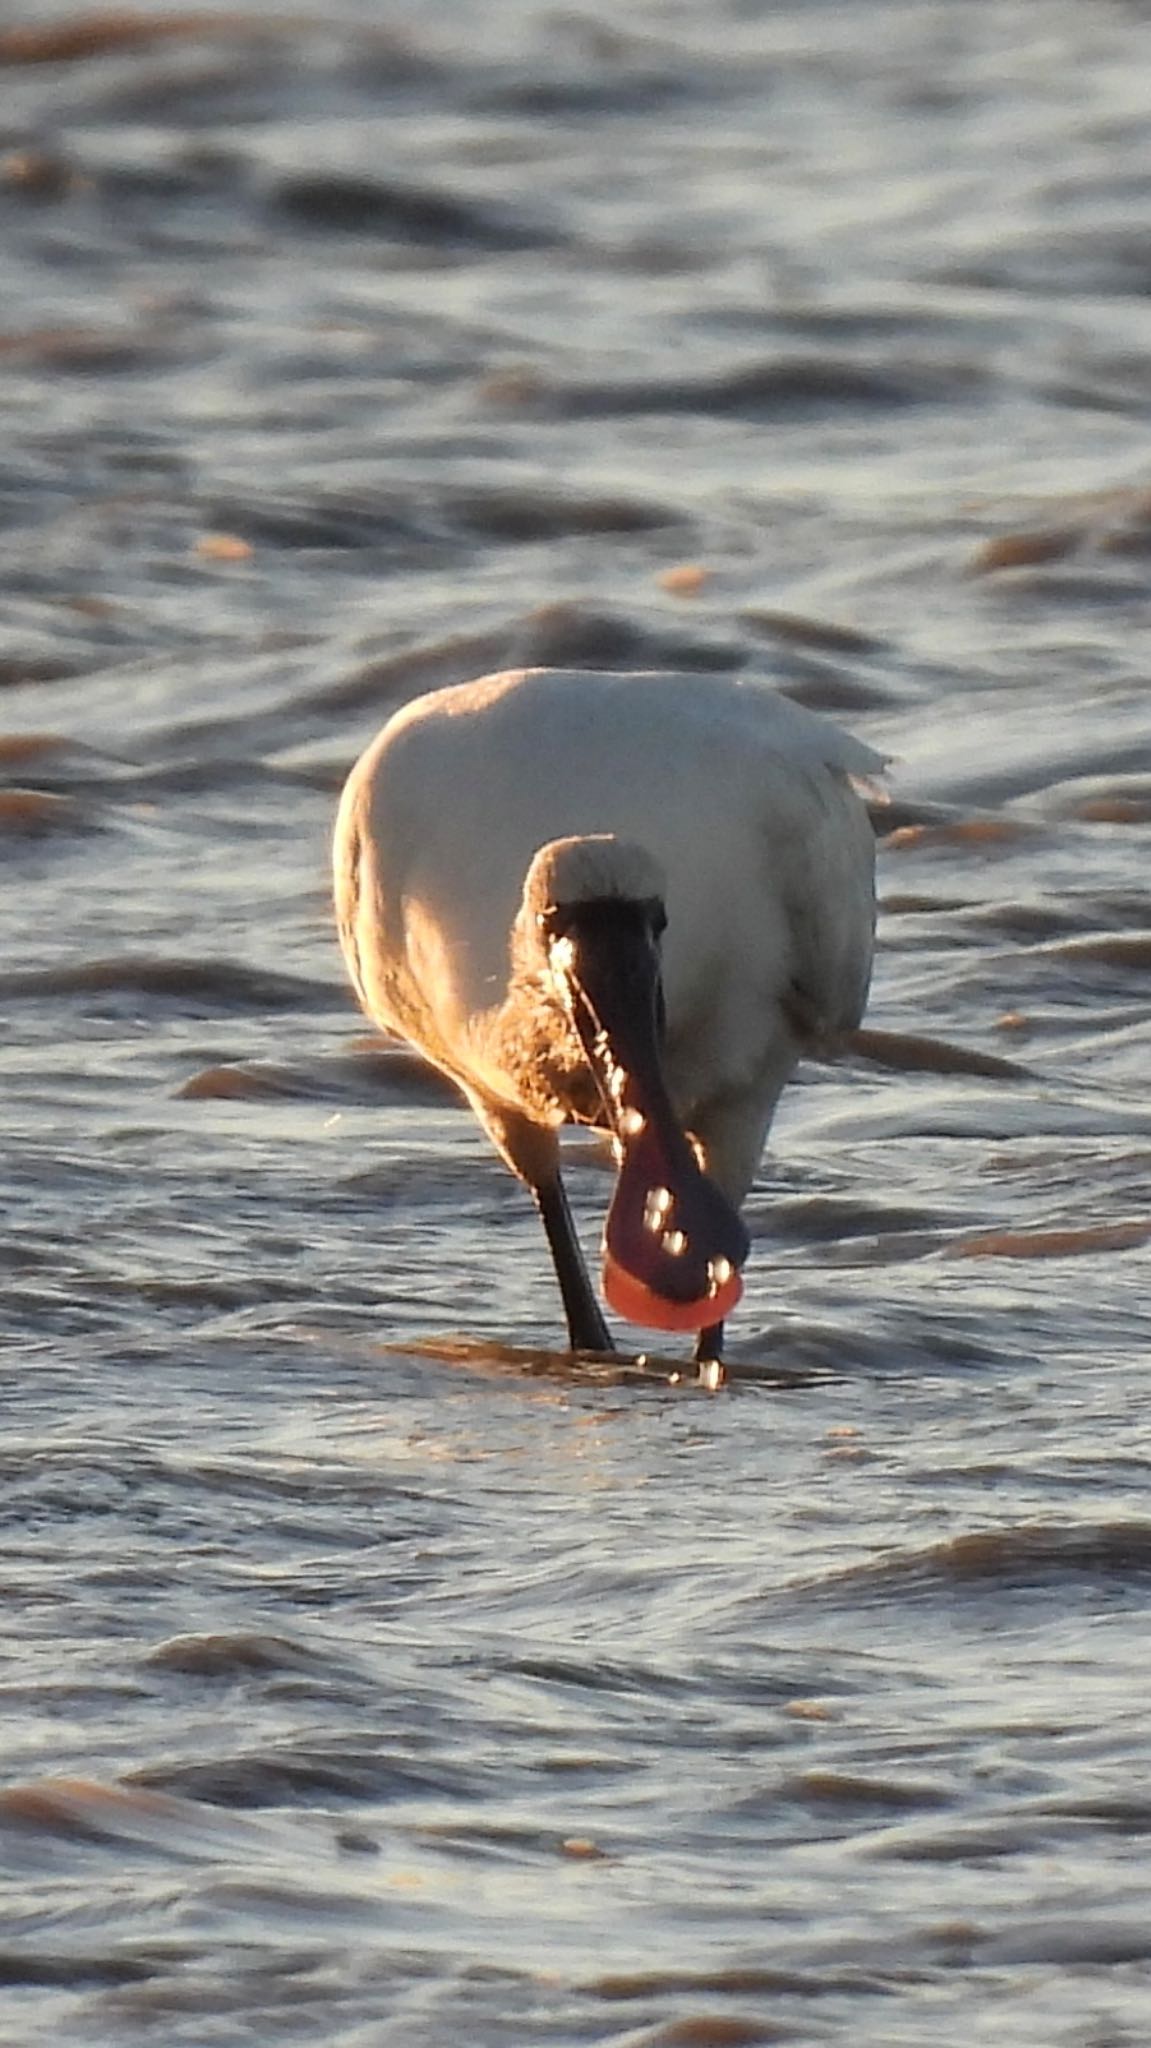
[0,955,339,1008]
[969,528,1078,574]
[947,1219,1151,1260]
[179,1049,461,1105]
[843,1027,1030,1081]
[145,1631,325,1675]
[884,818,1038,850]
[0,789,93,833]
[178,1063,300,1101]
[0,1775,201,1833]
[1048,935,1151,969]
[0,326,169,370]
[0,732,81,765]
[794,1521,1151,1610]
[0,14,293,66]
[494,357,934,422]
[739,605,885,654]
[1074,795,1151,823]
[0,1774,279,1860]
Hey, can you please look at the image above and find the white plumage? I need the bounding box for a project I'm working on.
[334,665,881,1358]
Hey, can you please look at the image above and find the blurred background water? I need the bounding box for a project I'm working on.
[2,2,1151,2042]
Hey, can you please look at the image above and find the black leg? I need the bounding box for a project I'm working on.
[533,1175,615,1353]
[693,1321,724,1366]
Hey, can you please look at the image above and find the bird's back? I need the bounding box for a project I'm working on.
[335,666,879,1090]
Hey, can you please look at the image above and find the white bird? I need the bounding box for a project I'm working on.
[333,665,881,1362]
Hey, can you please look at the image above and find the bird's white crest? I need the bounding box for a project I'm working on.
[524,834,667,919]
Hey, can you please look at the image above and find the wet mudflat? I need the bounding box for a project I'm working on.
[1,2,1150,2043]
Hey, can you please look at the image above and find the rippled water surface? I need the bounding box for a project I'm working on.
[3,2,1151,2042]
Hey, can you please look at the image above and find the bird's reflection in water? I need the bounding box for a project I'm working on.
[383,1334,842,1393]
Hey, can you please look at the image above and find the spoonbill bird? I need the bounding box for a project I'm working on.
[333,665,881,1362]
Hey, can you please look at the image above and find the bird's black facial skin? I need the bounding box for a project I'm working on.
[542,896,666,959]
[541,896,667,1088]
[543,896,748,1322]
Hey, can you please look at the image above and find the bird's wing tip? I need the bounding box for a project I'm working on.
[848,766,891,804]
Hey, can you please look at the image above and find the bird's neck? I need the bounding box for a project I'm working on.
[467,951,597,1129]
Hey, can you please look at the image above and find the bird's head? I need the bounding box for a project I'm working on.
[523,835,748,1335]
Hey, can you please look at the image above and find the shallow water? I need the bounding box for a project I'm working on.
[2,2,1151,2042]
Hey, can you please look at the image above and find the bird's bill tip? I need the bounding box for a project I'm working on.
[602,1249,743,1334]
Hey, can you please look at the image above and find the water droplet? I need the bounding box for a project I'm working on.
[643,1186,673,1231]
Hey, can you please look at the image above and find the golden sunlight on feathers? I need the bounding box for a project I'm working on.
[334,665,882,1360]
